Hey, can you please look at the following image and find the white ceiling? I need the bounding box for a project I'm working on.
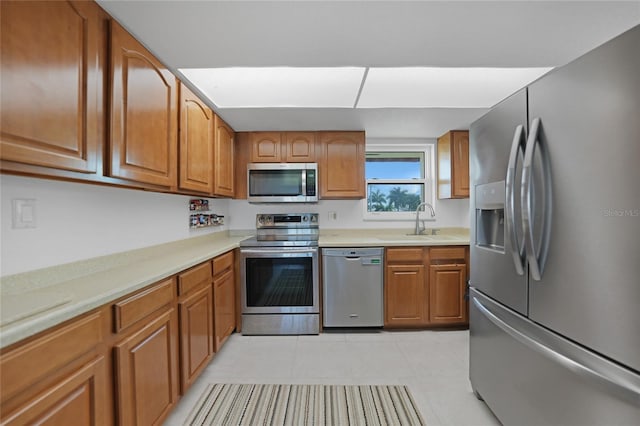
[97,0,640,139]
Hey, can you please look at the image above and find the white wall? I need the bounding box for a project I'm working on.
[1,138,471,275]
[0,175,229,276]
[228,198,469,230]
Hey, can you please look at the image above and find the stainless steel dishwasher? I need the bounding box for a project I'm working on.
[322,248,384,327]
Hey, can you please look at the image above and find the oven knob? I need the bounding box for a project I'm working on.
[302,216,308,222]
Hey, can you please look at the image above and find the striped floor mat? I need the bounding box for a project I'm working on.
[184,384,426,426]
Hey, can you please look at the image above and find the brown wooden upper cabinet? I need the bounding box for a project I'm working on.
[109,20,178,189]
[178,83,214,194]
[213,115,236,197]
[318,131,365,199]
[250,132,281,162]
[283,132,316,162]
[437,130,470,199]
[249,132,315,163]
[0,0,106,175]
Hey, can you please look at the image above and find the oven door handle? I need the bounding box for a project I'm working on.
[240,248,317,256]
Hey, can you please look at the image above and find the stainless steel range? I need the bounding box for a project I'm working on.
[239,213,319,335]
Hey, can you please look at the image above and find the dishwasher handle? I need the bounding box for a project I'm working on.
[322,248,384,258]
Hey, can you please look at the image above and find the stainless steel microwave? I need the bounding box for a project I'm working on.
[247,163,318,203]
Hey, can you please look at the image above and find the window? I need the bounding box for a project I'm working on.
[364,146,435,220]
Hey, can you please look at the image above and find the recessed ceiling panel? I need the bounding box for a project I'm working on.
[179,67,365,108]
[358,67,553,108]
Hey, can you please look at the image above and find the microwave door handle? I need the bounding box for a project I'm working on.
[301,168,307,194]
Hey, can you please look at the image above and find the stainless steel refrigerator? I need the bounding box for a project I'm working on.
[469,24,640,425]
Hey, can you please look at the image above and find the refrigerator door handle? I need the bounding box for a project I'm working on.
[521,117,553,281]
[505,124,526,276]
[472,296,640,403]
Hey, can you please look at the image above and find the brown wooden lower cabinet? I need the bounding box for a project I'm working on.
[213,268,235,351]
[179,284,214,393]
[114,307,179,426]
[385,264,426,326]
[429,263,467,324]
[213,251,236,351]
[385,246,469,328]
[1,355,109,426]
[0,309,111,425]
[0,249,240,426]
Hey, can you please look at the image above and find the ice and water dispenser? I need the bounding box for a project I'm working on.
[475,181,505,252]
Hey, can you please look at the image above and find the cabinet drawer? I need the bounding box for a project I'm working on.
[386,247,424,263]
[113,278,174,333]
[1,311,103,402]
[213,251,234,276]
[430,247,466,261]
[178,262,211,296]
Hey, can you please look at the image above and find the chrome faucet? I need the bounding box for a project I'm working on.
[414,202,436,235]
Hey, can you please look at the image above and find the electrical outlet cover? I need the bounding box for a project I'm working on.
[12,199,37,229]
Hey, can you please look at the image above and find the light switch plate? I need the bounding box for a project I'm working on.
[12,199,37,229]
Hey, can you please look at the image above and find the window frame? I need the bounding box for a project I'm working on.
[362,144,436,221]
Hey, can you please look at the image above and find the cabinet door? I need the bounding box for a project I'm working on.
[385,264,425,326]
[438,130,469,199]
[283,132,315,162]
[115,308,179,426]
[213,115,235,197]
[451,131,470,197]
[1,356,108,426]
[179,83,214,194]
[250,132,281,162]
[429,264,467,324]
[318,132,365,199]
[109,21,178,188]
[213,269,235,351]
[437,132,453,199]
[233,132,250,199]
[0,0,104,174]
[179,285,214,393]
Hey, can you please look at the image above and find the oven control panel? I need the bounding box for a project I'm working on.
[256,213,318,229]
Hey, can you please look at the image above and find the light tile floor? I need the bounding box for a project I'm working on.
[164,330,501,425]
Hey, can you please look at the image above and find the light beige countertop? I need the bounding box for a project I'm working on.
[0,228,469,349]
[0,232,251,349]
[319,227,470,247]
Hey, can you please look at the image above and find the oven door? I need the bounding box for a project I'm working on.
[240,247,319,314]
